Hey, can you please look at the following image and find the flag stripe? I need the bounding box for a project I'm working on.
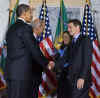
[93,41,100,58]
[39,84,45,96]
[91,83,100,96]
[39,42,50,59]
[40,73,55,95]
[0,43,6,89]
[38,90,43,97]
[94,40,100,48]
[91,71,100,92]
[42,39,53,56]
[91,65,100,86]
[42,72,56,89]
[93,49,100,64]
[45,70,57,87]
[46,76,56,89]
[90,88,96,98]
[92,54,100,72]
[92,61,100,78]
[46,37,54,52]
[41,79,50,93]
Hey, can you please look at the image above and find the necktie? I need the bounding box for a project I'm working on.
[72,38,76,44]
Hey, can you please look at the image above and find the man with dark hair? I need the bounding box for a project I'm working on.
[16,4,30,17]
[68,19,82,31]
[5,4,54,98]
[67,19,93,98]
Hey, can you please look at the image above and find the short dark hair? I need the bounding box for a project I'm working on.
[16,4,30,17]
[68,19,82,31]
[63,31,70,35]
[63,30,72,40]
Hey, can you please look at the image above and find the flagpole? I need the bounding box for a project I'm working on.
[43,0,46,38]
[60,0,63,42]
[9,0,19,25]
[85,0,90,5]
[29,0,33,8]
[45,0,46,5]
[85,4,88,36]
[43,0,46,4]
[85,0,88,35]
[29,0,32,4]
[85,0,91,35]
[60,0,63,33]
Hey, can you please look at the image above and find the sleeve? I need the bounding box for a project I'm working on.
[22,25,49,68]
[58,49,64,57]
[54,48,69,71]
[79,37,93,79]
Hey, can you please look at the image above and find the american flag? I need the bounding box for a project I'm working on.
[0,42,6,90]
[38,1,54,59]
[82,3,100,98]
[38,0,57,97]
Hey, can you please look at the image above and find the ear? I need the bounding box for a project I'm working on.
[76,25,80,32]
[77,25,80,29]
[23,11,26,16]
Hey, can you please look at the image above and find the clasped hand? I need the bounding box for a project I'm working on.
[48,61,55,70]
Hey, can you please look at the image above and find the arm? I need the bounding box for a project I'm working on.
[79,37,93,79]
[54,48,70,71]
[22,25,49,68]
[77,37,92,89]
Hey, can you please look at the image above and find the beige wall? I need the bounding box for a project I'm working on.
[10,0,85,22]
[8,0,100,42]
[29,0,85,8]
[0,0,9,42]
[10,0,86,8]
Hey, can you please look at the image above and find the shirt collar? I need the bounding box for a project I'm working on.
[18,17,26,23]
[72,33,80,42]
[33,33,37,39]
[18,17,31,25]
[73,33,80,40]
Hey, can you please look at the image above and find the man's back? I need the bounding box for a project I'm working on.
[5,19,42,80]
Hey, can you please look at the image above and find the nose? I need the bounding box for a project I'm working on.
[68,28,70,31]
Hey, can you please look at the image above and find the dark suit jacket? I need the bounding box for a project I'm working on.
[69,34,93,87]
[5,19,49,80]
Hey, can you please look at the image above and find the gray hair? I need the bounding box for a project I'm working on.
[31,19,42,29]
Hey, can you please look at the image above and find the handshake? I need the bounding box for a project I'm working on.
[48,61,55,70]
[47,51,60,70]
[47,61,65,79]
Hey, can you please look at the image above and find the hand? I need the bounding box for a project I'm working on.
[48,61,55,70]
[77,78,84,89]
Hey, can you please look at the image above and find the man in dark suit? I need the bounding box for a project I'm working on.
[5,4,54,98]
[67,19,93,98]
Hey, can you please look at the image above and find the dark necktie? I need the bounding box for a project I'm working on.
[72,38,76,44]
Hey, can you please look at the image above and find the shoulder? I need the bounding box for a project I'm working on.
[81,35,93,49]
[81,35,92,43]
[8,20,32,37]
[78,34,91,43]
[15,20,32,34]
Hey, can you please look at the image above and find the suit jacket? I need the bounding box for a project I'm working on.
[69,34,93,87]
[54,43,70,69]
[54,45,70,80]
[5,19,49,80]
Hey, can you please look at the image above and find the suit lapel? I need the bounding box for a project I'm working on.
[16,19,24,24]
[70,34,83,56]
